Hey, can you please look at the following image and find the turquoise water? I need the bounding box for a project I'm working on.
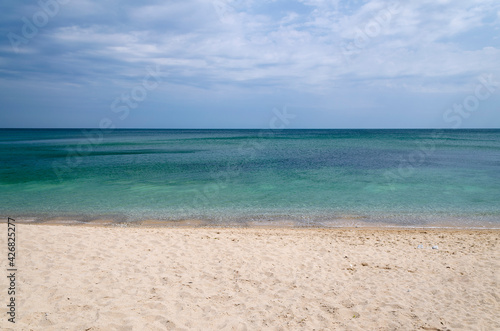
[0,129,499,227]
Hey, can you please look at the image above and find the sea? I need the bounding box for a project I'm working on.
[0,129,499,228]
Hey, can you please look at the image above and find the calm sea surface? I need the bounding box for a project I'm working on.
[0,129,499,227]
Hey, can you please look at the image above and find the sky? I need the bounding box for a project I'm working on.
[0,0,499,129]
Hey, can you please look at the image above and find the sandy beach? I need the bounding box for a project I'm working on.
[0,224,498,330]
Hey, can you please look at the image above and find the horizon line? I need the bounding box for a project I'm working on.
[1,127,499,130]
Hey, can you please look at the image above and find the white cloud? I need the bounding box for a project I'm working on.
[2,0,500,94]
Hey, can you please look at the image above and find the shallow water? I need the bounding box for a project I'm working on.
[1,129,499,227]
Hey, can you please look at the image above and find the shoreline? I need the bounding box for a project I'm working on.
[1,224,498,330]
[2,217,500,230]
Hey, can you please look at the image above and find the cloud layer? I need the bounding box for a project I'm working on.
[1,0,499,128]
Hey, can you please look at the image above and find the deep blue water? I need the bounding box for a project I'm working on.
[0,129,499,227]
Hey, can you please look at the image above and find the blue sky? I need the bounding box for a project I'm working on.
[0,0,499,128]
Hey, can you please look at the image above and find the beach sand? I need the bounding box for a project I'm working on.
[0,224,498,330]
